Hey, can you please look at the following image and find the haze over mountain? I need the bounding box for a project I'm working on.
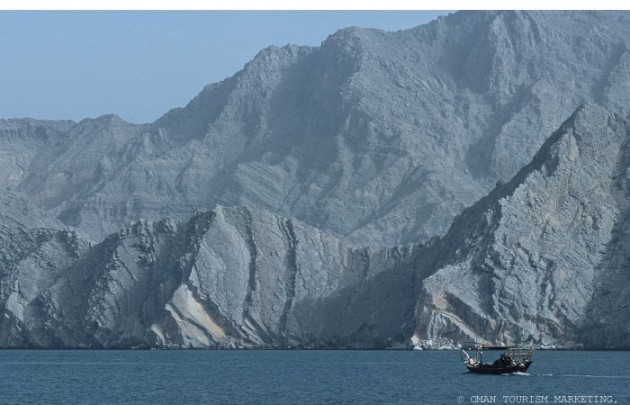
[1,11,630,349]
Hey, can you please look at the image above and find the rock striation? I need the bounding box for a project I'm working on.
[0,205,419,348]
[413,104,630,349]
[2,104,630,349]
[2,12,630,349]
[4,11,630,246]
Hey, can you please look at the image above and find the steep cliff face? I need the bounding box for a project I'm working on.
[412,104,630,349]
[0,203,89,347]
[0,205,419,348]
[3,12,630,349]
[2,105,630,349]
[4,12,630,246]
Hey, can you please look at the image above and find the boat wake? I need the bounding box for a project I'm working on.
[561,374,630,379]
[536,373,630,379]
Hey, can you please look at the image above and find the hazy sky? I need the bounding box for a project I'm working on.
[0,11,450,124]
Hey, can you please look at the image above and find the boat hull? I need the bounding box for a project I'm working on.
[466,360,533,375]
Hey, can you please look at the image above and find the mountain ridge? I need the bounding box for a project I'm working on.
[2,103,629,349]
[413,103,630,349]
[5,11,630,246]
[2,11,630,348]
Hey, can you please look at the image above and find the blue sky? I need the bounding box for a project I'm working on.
[0,11,449,124]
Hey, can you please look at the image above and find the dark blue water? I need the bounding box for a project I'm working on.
[0,350,628,404]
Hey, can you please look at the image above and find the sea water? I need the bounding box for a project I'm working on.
[0,350,628,404]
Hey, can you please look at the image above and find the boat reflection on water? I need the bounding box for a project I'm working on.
[461,343,533,374]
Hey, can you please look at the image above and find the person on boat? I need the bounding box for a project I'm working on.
[492,354,512,367]
[462,350,478,366]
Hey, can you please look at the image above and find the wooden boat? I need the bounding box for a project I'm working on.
[461,344,533,374]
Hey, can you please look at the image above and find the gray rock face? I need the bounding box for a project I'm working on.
[2,104,630,349]
[3,11,630,349]
[0,205,418,348]
[5,11,630,246]
[413,104,630,349]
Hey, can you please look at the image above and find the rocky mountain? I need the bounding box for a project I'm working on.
[0,205,420,348]
[2,11,630,349]
[3,104,629,349]
[4,11,630,246]
[413,103,630,349]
